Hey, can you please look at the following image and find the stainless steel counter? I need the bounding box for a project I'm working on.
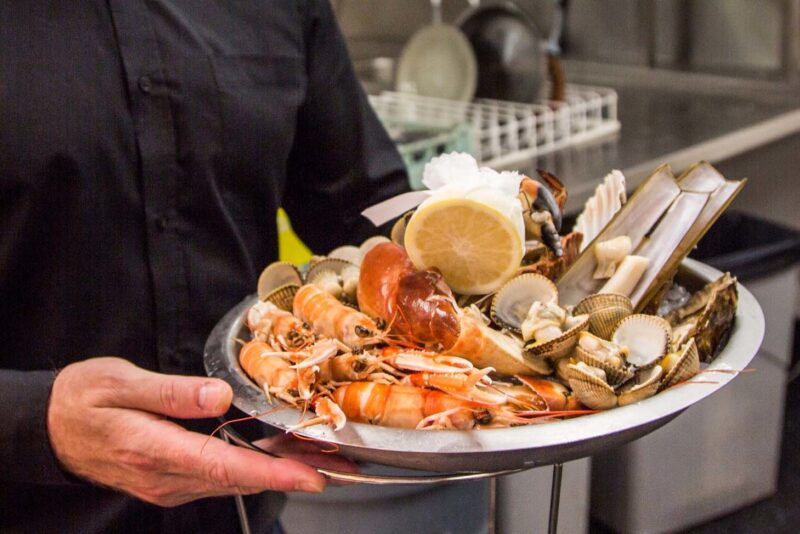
[522,85,800,213]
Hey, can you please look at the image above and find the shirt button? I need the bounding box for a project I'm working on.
[155,216,168,231]
[138,76,154,94]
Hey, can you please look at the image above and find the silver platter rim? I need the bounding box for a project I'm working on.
[204,259,764,473]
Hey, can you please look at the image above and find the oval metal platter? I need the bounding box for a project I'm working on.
[204,259,764,473]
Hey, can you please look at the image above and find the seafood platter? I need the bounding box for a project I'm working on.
[205,154,764,473]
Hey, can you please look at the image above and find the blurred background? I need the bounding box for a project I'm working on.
[279,2,800,533]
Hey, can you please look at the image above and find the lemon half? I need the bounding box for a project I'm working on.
[404,198,524,295]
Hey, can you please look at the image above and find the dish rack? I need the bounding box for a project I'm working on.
[369,83,620,185]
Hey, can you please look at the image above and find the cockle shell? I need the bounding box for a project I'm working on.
[257,262,303,301]
[360,235,391,257]
[617,366,663,406]
[573,293,633,340]
[328,245,363,265]
[524,314,589,361]
[490,273,559,333]
[612,314,671,369]
[659,337,700,391]
[574,331,632,386]
[390,210,414,247]
[567,362,617,410]
[261,284,300,312]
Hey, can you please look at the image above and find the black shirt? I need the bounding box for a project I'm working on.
[0,1,408,532]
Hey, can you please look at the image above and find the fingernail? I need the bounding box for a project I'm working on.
[299,479,324,493]
[198,383,223,411]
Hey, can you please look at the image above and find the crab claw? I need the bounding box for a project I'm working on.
[519,175,565,256]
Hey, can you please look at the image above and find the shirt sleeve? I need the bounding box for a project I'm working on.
[0,370,77,484]
[283,0,410,254]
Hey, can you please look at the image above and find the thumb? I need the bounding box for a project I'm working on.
[111,365,233,418]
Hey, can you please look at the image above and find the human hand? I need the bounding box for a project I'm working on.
[48,357,355,506]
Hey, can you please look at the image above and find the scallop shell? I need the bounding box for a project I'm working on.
[328,245,363,265]
[257,262,303,301]
[659,337,700,391]
[261,283,299,312]
[612,314,671,369]
[573,293,633,340]
[490,273,559,333]
[567,362,617,410]
[524,314,589,361]
[574,332,633,386]
[617,366,663,406]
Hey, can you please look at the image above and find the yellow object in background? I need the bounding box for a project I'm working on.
[277,208,313,265]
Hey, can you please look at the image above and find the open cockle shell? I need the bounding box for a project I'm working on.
[257,262,303,301]
[328,245,363,265]
[524,314,589,361]
[659,337,701,391]
[390,210,414,247]
[567,362,617,410]
[261,284,300,312]
[612,314,671,369]
[490,273,559,333]
[574,332,632,386]
[617,366,663,406]
[573,293,633,340]
[306,258,357,285]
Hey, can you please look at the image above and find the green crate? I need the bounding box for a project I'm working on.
[381,120,474,190]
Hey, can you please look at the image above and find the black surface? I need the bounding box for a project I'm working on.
[690,211,800,282]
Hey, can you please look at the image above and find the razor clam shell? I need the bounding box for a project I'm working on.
[659,338,700,391]
[328,245,363,265]
[573,293,633,340]
[618,366,663,406]
[257,262,303,301]
[612,314,671,369]
[558,163,744,310]
[490,273,559,333]
[261,283,300,312]
[524,314,589,361]
[574,343,633,387]
[567,363,617,410]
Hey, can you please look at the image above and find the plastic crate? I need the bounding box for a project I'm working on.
[380,119,473,190]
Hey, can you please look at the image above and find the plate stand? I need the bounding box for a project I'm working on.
[220,425,566,534]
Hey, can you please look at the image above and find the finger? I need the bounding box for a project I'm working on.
[106,365,233,418]
[253,435,359,474]
[157,423,328,494]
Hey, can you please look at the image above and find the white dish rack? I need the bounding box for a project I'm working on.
[369,83,620,169]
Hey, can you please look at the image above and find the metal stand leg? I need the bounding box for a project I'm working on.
[547,463,564,534]
[222,432,253,534]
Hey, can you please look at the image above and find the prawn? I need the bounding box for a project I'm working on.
[330,382,537,430]
[293,283,381,349]
[246,300,315,351]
